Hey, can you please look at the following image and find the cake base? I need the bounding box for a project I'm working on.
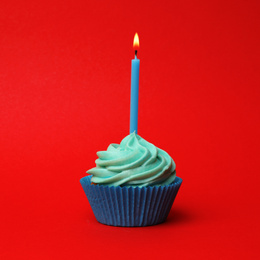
[80,175,182,227]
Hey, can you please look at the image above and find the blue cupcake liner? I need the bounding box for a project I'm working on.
[80,175,182,227]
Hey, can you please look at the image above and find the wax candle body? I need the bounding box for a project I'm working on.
[130,56,140,134]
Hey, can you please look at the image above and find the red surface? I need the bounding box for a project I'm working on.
[1,0,260,259]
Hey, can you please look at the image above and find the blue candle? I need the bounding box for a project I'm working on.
[130,33,140,134]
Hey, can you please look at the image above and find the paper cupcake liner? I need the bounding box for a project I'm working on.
[80,175,182,227]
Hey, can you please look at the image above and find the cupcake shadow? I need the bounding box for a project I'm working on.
[164,207,195,225]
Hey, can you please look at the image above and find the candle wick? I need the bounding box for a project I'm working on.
[135,50,137,58]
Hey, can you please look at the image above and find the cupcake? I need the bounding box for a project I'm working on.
[80,133,182,226]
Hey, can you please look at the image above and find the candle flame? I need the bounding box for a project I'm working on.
[133,33,139,50]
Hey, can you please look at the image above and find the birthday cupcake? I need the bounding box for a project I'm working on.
[80,133,182,227]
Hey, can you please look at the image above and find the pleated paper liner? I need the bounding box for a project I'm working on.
[80,175,182,227]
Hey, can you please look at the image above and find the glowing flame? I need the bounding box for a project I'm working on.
[133,33,139,49]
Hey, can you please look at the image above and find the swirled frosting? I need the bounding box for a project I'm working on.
[87,133,176,187]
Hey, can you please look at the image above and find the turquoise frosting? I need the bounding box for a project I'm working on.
[87,133,176,187]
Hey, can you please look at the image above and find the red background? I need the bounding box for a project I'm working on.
[1,0,260,259]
